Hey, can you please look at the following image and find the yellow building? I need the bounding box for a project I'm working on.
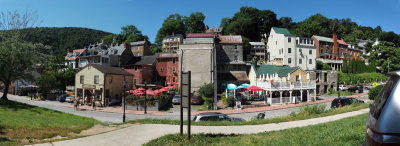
[75,64,133,106]
[249,64,316,105]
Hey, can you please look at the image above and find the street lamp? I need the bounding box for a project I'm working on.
[123,79,127,122]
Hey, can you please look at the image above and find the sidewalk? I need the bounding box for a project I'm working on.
[33,108,369,146]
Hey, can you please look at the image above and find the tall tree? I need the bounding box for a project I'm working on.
[222,7,278,41]
[155,14,186,43]
[0,10,41,100]
[278,17,295,29]
[186,12,206,33]
[101,25,148,44]
[342,59,348,73]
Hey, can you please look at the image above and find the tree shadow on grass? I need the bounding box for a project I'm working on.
[202,133,239,138]
[0,100,42,114]
[0,126,10,142]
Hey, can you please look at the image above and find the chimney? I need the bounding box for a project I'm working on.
[333,33,338,60]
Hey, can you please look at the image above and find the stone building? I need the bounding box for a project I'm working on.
[249,42,267,61]
[216,35,248,92]
[180,34,216,92]
[130,39,150,56]
[308,70,337,95]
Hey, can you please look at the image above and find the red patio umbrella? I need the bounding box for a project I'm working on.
[245,86,263,91]
[137,87,146,91]
[126,90,136,94]
[159,87,168,92]
[134,90,145,95]
[167,82,176,85]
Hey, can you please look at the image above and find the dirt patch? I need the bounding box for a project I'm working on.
[69,124,133,136]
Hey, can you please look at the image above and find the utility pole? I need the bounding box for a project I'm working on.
[213,35,218,110]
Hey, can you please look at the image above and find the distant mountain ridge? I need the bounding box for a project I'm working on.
[19,27,112,56]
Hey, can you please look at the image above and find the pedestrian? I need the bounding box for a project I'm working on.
[92,98,96,110]
[35,92,39,101]
[74,99,78,110]
[31,93,33,100]
[77,96,80,110]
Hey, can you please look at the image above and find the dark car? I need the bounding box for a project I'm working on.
[331,97,364,108]
[57,94,68,102]
[193,112,243,122]
[365,71,400,145]
[348,85,364,93]
[191,96,203,105]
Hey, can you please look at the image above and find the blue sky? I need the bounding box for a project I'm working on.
[0,0,399,43]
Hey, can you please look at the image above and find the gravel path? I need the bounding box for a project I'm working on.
[32,108,369,146]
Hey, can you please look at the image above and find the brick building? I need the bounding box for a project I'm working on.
[156,53,179,86]
[124,56,156,87]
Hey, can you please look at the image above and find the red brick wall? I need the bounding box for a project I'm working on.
[156,57,179,85]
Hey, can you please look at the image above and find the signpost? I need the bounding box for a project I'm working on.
[180,71,191,139]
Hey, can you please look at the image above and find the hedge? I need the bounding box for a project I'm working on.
[338,72,388,85]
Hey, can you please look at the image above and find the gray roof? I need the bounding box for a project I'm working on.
[163,34,183,40]
[313,35,333,43]
[249,42,265,46]
[183,38,214,44]
[130,41,146,46]
[88,64,132,75]
[133,56,156,65]
[101,44,126,56]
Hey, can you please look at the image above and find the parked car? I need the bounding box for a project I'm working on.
[191,96,203,105]
[331,97,364,108]
[172,95,180,105]
[364,84,374,90]
[57,94,68,102]
[109,99,121,106]
[348,85,364,93]
[339,84,348,91]
[65,95,75,103]
[193,112,243,122]
[365,71,399,145]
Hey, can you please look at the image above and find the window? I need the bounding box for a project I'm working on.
[109,76,112,83]
[299,49,302,53]
[309,50,312,54]
[137,46,140,50]
[296,40,298,44]
[134,66,138,72]
[311,40,314,45]
[160,67,164,72]
[234,56,238,61]
[172,77,176,82]
[299,59,302,64]
[94,75,99,84]
[134,79,137,84]
[80,75,84,84]
[288,37,291,43]
[288,48,291,53]
[288,58,291,64]
[173,67,176,73]
[137,53,140,56]
[172,58,176,64]
[309,59,312,64]
[296,75,300,81]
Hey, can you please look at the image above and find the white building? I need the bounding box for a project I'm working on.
[267,27,316,70]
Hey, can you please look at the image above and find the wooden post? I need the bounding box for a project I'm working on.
[180,72,183,135]
[187,71,191,140]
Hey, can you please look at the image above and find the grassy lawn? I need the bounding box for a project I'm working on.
[325,91,356,96]
[145,113,368,146]
[0,100,100,145]
[132,102,370,126]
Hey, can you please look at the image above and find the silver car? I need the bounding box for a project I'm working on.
[365,71,400,145]
[193,112,243,122]
[172,95,180,105]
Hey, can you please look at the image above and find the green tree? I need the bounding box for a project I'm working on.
[368,41,400,73]
[342,59,348,73]
[222,7,278,41]
[290,14,331,38]
[102,25,148,44]
[0,11,41,100]
[278,17,295,29]
[155,14,186,43]
[316,61,332,70]
[186,12,206,33]
[149,44,162,55]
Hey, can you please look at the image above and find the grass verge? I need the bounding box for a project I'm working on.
[325,91,356,96]
[144,113,367,146]
[131,101,370,126]
[0,100,100,145]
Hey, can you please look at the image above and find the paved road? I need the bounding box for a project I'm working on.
[4,92,367,123]
[33,108,369,146]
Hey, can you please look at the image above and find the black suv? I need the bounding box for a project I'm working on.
[193,112,243,122]
[348,85,364,93]
[331,97,364,108]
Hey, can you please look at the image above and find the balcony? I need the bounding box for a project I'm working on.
[256,81,316,91]
[316,58,343,64]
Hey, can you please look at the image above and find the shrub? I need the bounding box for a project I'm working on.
[158,94,173,111]
[298,104,327,116]
[198,83,214,98]
[368,85,385,100]
[226,95,235,107]
[328,88,333,94]
[222,92,227,105]
[202,96,214,110]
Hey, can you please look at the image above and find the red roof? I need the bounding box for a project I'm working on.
[186,33,214,38]
[65,48,86,61]
[337,39,348,46]
[218,35,242,44]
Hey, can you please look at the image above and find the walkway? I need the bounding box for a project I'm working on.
[33,108,369,146]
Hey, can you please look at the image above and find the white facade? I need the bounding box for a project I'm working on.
[267,28,316,70]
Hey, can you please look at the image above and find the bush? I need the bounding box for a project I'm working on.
[316,61,332,70]
[328,88,334,94]
[338,72,388,85]
[158,94,173,111]
[226,95,235,107]
[298,104,327,116]
[222,92,227,105]
[198,83,214,98]
[368,85,385,100]
[202,96,214,110]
